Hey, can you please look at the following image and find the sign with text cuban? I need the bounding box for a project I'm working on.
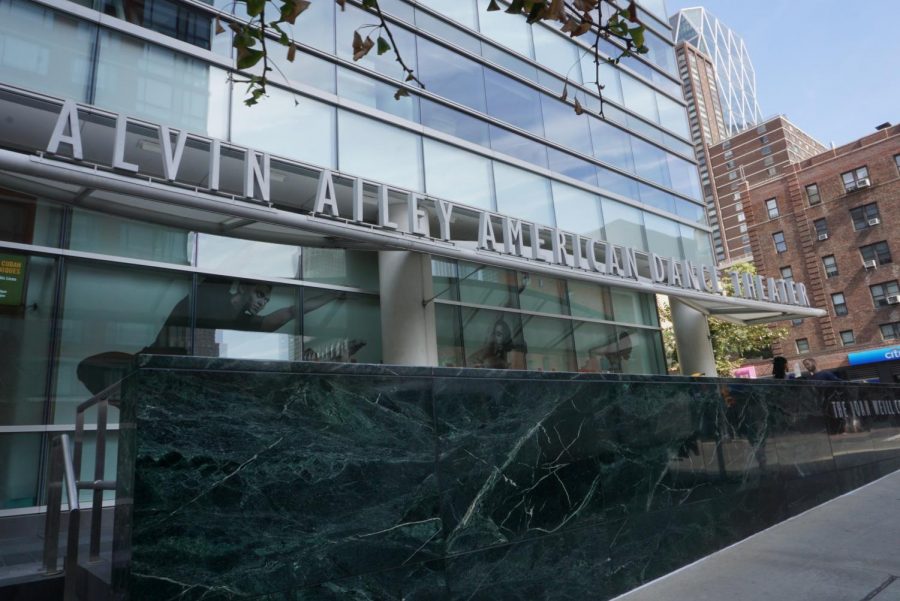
[847,346,900,366]
[41,99,811,309]
[0,254,26,306]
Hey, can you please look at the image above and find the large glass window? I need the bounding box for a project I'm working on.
[476,0,533,58]
[416,38,486,113]
[55,262,193,423]
[521,314,577,372]
[301,248,380,291]
[532,26,581,84]
[860,241,892,267]
[232,87,336,169]
[461,306,527,369]
[95,29,229,137]
[601,198,646,252]
[0,433,43,509]
[620,73,659,123]
[680,225,714,265]
[0,0,95,103]
[336,5,416,82]
[871,281,900,307]
[567,281,613,321]
[540,95,593,156]
[196,234,300,279]
[420,99,490,146]
[302,290,382,364]
[416,0,479,30]
[493,162,555,226]
[551,182,604,241]
[0,196,63,248]
[338,110,423,191]
[423,139,494,210]
[611,288,659,327]
[483,69,544,135]
[0,255,56,426]
[338,67,417,122]
[644,213,682,259]
[589,120,635,173]
[630,137,671,189]
[70,209,191,265]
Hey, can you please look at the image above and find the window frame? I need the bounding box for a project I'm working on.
[870,280,900,307]
[822,255,838,278]
[805,183,821,205]
[850,203,881,230]
[773,231,787,253]
[813,218,828,239]
[765,197,779,219]
[881,322,900,341]
[839,330,855,346]
[795,338,810,353]
[841,165,869,191]
[831,292,848,316]
[860,241,892,266]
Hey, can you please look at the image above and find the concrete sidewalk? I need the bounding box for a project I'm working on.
[614,469,900,601]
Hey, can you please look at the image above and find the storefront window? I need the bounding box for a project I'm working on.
[55,262,193,424]
[567,281,613,321]
[611,288,659,327]
[302,248,379,291]
[0,433,42,509]
[0,256,56,425]
[521,314,577,372]
[615,326,664,374]
[302,290,381,364]
[572,320,618,372]
[197,234,300,280]
[71,209,191,265]
[0,195,63,248]
[458,263,519,308]
[434,303,464,368]
[461,306,527,369]
[517,273,568,316]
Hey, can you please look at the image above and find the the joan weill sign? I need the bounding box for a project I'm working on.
[45,99,810,309]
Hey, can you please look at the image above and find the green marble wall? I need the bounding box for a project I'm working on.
[114,357,900,600]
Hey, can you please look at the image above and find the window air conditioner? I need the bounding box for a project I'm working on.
[863,260,877,269]
[868,218,881,226]
[845,181,858,192]
[886,295,900,305]
[856,178,871,189]
[817,233,829,241]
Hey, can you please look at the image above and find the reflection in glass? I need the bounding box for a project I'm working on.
[540,95,593,156]
[552,181,604,240]
[601,198,646,251]
[416,38,486,113]
[417,0,478,29]
[517,273,568,315]
[56,262,192,423]
[484,69,544,136]
[302,290,381,364]
[567,281,613,321]
[232,87,336,169]
[336,5,416,82]
[533,26,581,84]
[521,314,576,372]
[489,125,548,168]
[71,209,191,265]
[431,257,459,302]
[197,234,300,279]
[493,162,555,227]
[462,307,527,369]
[423,139,494,210]
[0,1,95,103]
[476,0,533,58]
[0,433,42,509]
[572,320,617,372]
[458,263,519,308]
[589,120,634,173]
[338,67,417,121]
[435,303,464,367]
[95,29,226,136]
[611,288,658,326]
[644,213,682,259]
[421,99,490,146]
[615,326,664,374]
[0,196,62,248]
[338,110,423,191]
[548,149,598,187]
[302,248,379,291]
[0,256,56,426]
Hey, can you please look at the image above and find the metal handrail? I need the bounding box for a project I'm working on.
[43,381,122,599]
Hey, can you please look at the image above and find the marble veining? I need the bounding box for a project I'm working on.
[113,357,900,600]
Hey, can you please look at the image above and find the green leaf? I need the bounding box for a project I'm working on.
[246,0,265,17]
[628,26,645,49]
[361,0,377,7]
[394,88,410,100]
[280,0,310,24]
[377,36,391,55]
[237,48,265,69]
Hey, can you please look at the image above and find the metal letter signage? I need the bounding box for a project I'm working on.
[40,100,816,310]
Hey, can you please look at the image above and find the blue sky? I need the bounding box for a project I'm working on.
[664,0,900,146]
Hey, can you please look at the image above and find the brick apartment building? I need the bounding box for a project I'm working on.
[736,124,900,380]
[707,116,826,264]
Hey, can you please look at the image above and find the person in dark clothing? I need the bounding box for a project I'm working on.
[772,356,788,379]
[76,278,337,395]
[802,358,842,381]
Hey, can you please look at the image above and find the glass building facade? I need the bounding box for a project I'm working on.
[0,0,708,512]
[670,7,763,136]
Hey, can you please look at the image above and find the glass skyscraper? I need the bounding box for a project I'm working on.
[670,7,763,136]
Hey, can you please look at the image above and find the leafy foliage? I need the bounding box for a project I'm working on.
[660,262,788,377]
[222,0,648,110]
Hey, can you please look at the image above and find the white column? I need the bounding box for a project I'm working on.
[377,195,438,366]
[669,297,717,377]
